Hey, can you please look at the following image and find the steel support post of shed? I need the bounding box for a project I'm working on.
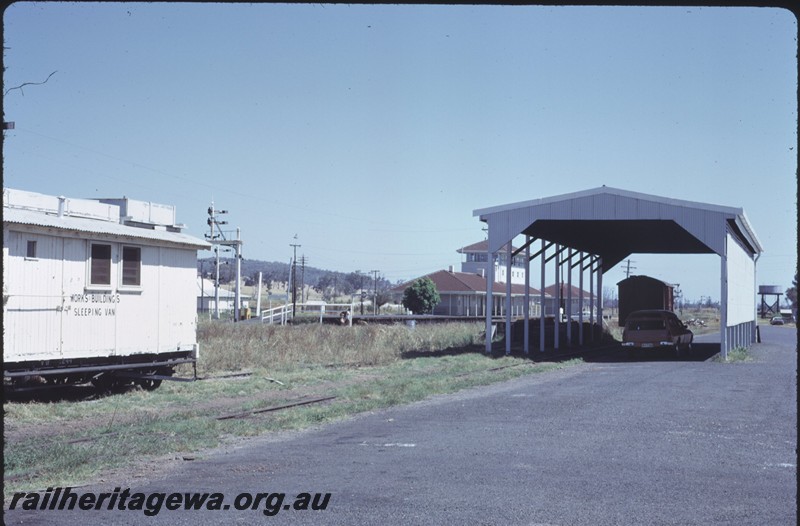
[720,234,728,360]
[575,252,593,347]
[589,258,595,343]
[524,236,531,354]
[578,252,585,346]
[505,242,513,355]
[540,239,546,352]
[566,248,573,347]
[752,253,760,342]
[529,240,554,262]
[485,249,495,354]
[597,257,604,337]
[554,244,560,350]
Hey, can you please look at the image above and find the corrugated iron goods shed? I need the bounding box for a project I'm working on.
[474,186,763,358]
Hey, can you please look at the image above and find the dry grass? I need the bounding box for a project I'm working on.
[195,320,482,374]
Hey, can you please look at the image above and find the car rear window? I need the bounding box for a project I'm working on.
[626,319,666,330]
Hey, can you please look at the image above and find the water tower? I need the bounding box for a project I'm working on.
[758,285,783,318]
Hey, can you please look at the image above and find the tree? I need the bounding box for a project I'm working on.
[375,290,394,310]
[402,277,440,314]
[786,273,798,310]
[343,272,363,296]
[316,273,340,301]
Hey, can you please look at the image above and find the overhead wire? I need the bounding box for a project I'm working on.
[12,127,482,233]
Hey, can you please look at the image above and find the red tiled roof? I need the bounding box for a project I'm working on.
[543,283,595,299]
[393,269,545,296]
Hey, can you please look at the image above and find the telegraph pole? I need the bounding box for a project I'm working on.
[300,255,308,304]
[333,275,338,303]
[370,270,380,315]
[290,236,300,319]
[234,228,242,321]
[624,259,637,279]
[214,245,220,319]
[356,271,365,315]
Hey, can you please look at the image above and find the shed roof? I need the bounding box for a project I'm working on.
[457,240,517,254]
[474,186,762,269]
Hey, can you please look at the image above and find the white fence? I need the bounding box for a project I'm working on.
[260,301,356,326]
[260,304,293,325]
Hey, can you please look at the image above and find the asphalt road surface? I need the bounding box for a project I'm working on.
[5,325,796,525]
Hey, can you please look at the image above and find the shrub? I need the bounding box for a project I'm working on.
[401,277,441,314]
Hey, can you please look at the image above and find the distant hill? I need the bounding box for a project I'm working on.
[198,257,394,299]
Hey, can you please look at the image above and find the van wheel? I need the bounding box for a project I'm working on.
[137,379,162,391]
[91,373,114,391]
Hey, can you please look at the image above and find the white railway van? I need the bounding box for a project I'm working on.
[3,188,210,391]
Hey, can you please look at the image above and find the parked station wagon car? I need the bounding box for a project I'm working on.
[622,310,693,354]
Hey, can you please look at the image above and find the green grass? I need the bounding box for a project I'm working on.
[4,321,583,498]
[714,347,752,363]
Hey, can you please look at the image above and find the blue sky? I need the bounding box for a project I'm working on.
[3,4,796,302]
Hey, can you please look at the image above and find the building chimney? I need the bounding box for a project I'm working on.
[57,196,66,217]
[478,268,485,278]
[448,265,454,273]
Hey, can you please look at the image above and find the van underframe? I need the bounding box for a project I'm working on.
[3,351,197,391]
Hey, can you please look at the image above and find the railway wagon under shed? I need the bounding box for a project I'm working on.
[618,275,675,327]
[3,188,210,390]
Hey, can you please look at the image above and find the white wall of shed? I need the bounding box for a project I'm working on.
[725,232,757,327]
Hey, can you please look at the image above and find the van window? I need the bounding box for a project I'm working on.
[90,243,112,285]
[121,246,141,286]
